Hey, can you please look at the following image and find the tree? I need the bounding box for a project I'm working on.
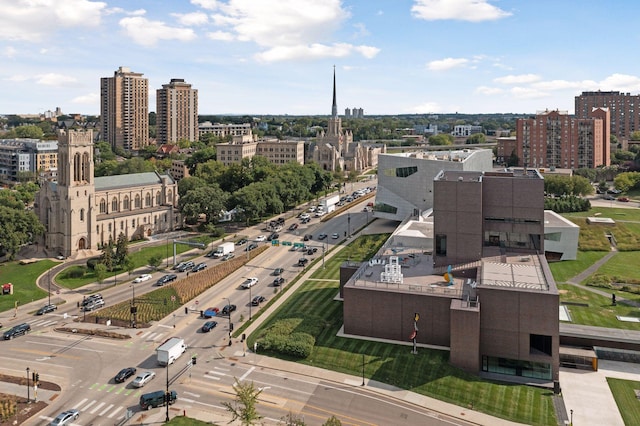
[101,242,115,272]
[322,416,342,426]
[282,412,306,425]
[506,150,519,167]
[178,184,229,224]
[94,263,108,284]
[428,134,453,146]
[0,206,45,259]
[15,125,44,139]
[122,255,135,277]
[466,133,485,144]
[222,378,262,426]
[148,254,163,270]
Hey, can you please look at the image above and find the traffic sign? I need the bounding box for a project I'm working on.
[195,300,199,305]
[294,242,305,248]
[271,240,279,246]
[281,241,292,246]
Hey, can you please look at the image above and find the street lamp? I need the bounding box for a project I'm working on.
[225,297,232,346]
[26,367,30,403]
[165,362,170,422]
[570,409,573,426]
[130,284,136,328]
[347,213,351,238]
[48,268,51,306]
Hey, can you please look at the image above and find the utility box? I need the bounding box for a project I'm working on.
[2,283,13,295]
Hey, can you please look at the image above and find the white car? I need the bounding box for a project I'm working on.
[242,277,259,289]
[299,213,310,220]
[255,235,266,242]
[132,371,156,388]
[134,274,152,283]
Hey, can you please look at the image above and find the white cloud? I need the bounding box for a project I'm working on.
[5,75,29,82]
[3,46,17,58]
[0,0,107,42]
[36,73,77,86]
[255,43,379,62]
[427,57,469,71]
[531,79,587,91]
[598,73,640,92]
[173,12,209,26]
[352,23,370,37]
[207,31,235,41]
[71,92,99,105]
[191,0,220,10]
[411,0,511,22]
[475,86,503,95]
[119,17,197,47]
[409,101,444,113]
[510,87,548,99]
[494,74,541,84]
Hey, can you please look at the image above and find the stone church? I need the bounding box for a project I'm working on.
[35,129,180,258]
[308,69,386,172]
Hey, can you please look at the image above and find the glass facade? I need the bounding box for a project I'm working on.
[482,355,552,380]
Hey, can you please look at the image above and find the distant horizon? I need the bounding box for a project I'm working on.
[3,1,640,116]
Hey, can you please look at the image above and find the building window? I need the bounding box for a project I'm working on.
[111,197,118,212]
[80,209,85,222]
[156,191,161,205]
[135,195,141,208]
[132,219,136,228]
[530,334,553,356]
[145,193,151,207]
[99,199,106,213]
[123,196,130,210]
[435,234,447,256]
[168,190,173,202]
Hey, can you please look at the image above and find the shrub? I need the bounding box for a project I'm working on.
[86,257,101,270]
[66,266,87,279]
[257,318,316,358]
[0,394,16,420]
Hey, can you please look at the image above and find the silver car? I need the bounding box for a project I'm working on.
[132,371,156,388]
[49,409,79,426]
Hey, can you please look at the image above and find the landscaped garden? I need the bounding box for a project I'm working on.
[0,259,58,313]
[608,378,640,426]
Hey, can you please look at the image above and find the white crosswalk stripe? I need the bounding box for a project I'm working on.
[99,403,114,416]
[90,401,105,414]
[108,406,124,418]
[72,398,88,409]
[81,400,96,411]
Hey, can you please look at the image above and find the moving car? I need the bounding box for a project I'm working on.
[242,277,258,289]
[299,213,310,220]
[255,235,266,242]
[222,253,235,261]
[134,274,152,283]
[36,304,57,315]
[236,238,248,246]
[273,277,285,286]
[191,262,207,272]
[267,232,279,241]
[82,298,105,311]
[273,268,284,276]
[251,296,266,306]
[201,321,217,332]
[140,390,177,410]
[618,197,630,202]
[288,223,299,231]
[318,233,328,240]
[176,261,195,272]
[81,294,103,307]
[156,274,177,286]
[114,367,137,383]
[303,234,312,241]
[3,323,31,340]
[203,307,219,318]
[297,258,309,267]
[221,304,236,315]
[49,409,79,426]
[332,233,340,239]
[245,243,258,251]
[132,371,156,388]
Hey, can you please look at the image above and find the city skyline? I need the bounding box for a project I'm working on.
[2,0,640,116]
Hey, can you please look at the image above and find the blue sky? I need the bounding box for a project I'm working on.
[2,0,640,116]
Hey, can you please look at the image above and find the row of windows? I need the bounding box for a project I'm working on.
[100,213,169,233]
[383,166,418,178]
[98,191,173,214]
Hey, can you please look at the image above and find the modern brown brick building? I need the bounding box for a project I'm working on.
[156,79,198,145]
[342,169,559,385]
[575,90,640,139]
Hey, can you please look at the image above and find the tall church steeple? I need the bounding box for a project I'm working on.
[331,65,338,118]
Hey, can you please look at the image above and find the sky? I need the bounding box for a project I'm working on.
[2,0,640,116]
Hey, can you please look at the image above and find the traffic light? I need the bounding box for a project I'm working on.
[35,373,39,383]
[241,333,246,342]
[229,323,234,332]
[32,372,36,382]
[185,307,188,314]
[191,356,197,365]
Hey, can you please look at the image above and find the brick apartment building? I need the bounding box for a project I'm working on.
[156,79,198,145]
[575,91,640,139]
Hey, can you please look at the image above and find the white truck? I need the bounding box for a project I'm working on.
[213,242,235,258]
[319,195,340,214]
[157,337,187,366]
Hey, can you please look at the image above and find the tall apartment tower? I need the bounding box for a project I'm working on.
[156,79,198,145]
[100,66,149,151]
[516,109,610,169]
[575,91,640,139]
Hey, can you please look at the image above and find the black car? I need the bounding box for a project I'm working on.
[288,223,299,231]
[192,262,207,272]
[201,321,218,332]
[297,258,309,267]
[3,323,31,340]
[156,274,177,286]
[251,296,266,306]
[301,217,311,224]
[267,232,280,241]
[273,277,285,286]
[245,243,258,251]
[236,238,248,246]
[221,304,237,315]
[114,367,137,383]
[303,234,312,241]
[273,268,284,276]
[36,304,57,315]
[205,250,217,258]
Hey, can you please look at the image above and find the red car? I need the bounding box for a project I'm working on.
[617,197,630,202]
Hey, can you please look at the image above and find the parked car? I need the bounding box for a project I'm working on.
[255,235,266,242]
[288,223,299,231]
[192,262,207,272]
[3,323,31,340]
[331,233,339,239]
[236,238,248,246]
[114,367,137,383]
[134,274,152,283]
[201,321,217,332]
[251,296,266,306]
[221,304,236,315]
[318,233,328,240]
[222,253,235,261]
[36,304,57,315]
[242,277,258,289]
[273,268,284,276]
[49,409,79,426]
[203,307,219,319]
[132,371,156,388]
[156,274,177,286]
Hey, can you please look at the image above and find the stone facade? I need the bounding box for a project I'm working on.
[34,130,179,258]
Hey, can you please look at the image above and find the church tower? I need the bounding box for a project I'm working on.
[57,129,97,255]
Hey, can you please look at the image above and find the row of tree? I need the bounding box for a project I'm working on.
[0,182,44,259]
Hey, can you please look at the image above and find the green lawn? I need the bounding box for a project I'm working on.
[594,251,640,283]
[250,236,557,426]
[166,416,218,426]
[0,259,59,314]
[564,207,640,222]
[607,378,640,426]
[548,251,608,283]
[558,284,640,329]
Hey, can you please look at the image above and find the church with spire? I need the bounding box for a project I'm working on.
[308,69,385,173]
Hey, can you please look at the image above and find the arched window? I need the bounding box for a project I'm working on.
[99,199,106,213]
[167,190,173,203]
[135,194,141,208]
[80,208,85,221]
[156,191,161,205]
[145,192,152,207]
[123,196,130,210]
[111,197,118,212]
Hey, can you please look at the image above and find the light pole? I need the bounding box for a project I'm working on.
[165,362,170,422]
[48,268,51,306]
[130,284,136,328]
[225,297,232,346]
[249,282,252,321]
[570,409,573,426]
[347,213,351,238]
[166,236,169,268]
[361,354,365,386]
[26,367,30,403]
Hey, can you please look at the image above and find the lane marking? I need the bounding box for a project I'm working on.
[99,403,114,416]
[72,398,87,409]
[82,400,96,411]
[90,402,105,414]
[239,366,254,381]
[108,406,123,418]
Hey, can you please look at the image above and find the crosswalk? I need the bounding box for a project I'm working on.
[27,317,60,328]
